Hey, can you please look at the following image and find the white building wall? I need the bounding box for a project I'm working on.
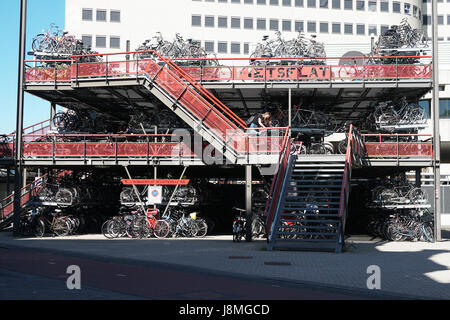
[65,0,423,59]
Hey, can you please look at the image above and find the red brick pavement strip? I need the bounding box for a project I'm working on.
[0,247,369,300]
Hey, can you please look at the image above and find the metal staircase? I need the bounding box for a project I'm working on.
[72,51,249,163]
[268,155,346,252]
[266,125,365,253]
[0,174,48,230]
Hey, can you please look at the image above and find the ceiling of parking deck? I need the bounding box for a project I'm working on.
[26,84,431,125]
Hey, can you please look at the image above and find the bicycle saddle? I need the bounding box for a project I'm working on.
[232,207,246,213]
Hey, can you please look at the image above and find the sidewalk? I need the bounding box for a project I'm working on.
[1,231,449,299]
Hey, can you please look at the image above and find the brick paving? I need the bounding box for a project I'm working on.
[0,231,449,299]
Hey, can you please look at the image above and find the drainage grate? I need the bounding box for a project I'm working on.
[228,256,253,260]
[264,261,291,266]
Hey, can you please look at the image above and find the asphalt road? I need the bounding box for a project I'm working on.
[0,245,406,300]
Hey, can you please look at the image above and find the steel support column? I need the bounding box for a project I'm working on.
[13,0,27,237]
[245,165,252,242]
[432,0,442,242]
[288,88,292,131]
[50,102,56,130]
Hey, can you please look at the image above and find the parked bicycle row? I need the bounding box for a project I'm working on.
[371,18,428,65]
[250,31,326,66]
[134,32,218,66]
[370,175,429,207]
[367,209,434,242]
[31,24,101,64]
[19,207,109,237]
[102,207,208,239]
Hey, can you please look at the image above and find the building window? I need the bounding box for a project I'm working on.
[218,16,228,28]
[205,16,215,27]
[270,19,279,30]
[419,100,431,119]
[257,18,267,30]
[344,23,353,34]
[110,10,121,22]
[332,23,341,34]
[110,36,120,49]
[356,24,365,35]
[447,15,450,25]
[231,42,241,54]
[320,22,329,33]
[82,9,93,21]
[192,15,201,26]
[257,0,266,4]
[404,3,411,15]
[282,20,292,31]
[380,25,389,34]
[440,99,450,119]
[205,41,215,52]
[438,15,444,25]
[380,1,388,12]
[231,0,240,3]
[218,0,228,2]
[368,1,376,11]
[81,35,92,47]
[368,24,377,35]
[344,0,352,9]
[392,1,400,13]
[295,0,304,5]
[231,17,241,28]
[270,0,279,5]
[283,0,292,6]
[413,5,418,16]
[96,36,106,48]
[423,15,431,25]
[332,0,341,8]
[244,18,254,29]
[356,0,365,10]
[96,9,107,22]
[307,0,316,7]
[320,0,328,8]
[307,21,316,32]
[244,43,250,54]
[295,20,304,31]
[218,42,228,53]
[244,0,253,3]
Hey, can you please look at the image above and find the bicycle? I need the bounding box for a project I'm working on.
[292,106,337,132]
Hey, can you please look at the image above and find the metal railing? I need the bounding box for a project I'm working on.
[24,54,432,85]
[0,174,48,220]
[362,133,433,158]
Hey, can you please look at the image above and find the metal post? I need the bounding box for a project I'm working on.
[23,168,27,187]
[6,168,11,195]
[162,166,188,217]
[13,0,27,237]
[288,88,292,131]
[245,165,252,242]
[415,169,422,188]
[50,102,56,130]
[123,166,146,213]
[432,0,442,241]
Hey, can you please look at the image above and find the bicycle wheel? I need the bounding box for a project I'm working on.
[194,219,208,238]
[127,217,150,239]
[154,220,170,239]
[308,144,327,155]
[338,138,348,154]
[55,188,73,206]
[251,218,264,238]
[102,220,118,239]
[53,218,71,237]
[421,224,434,242]
[33,218,45,238]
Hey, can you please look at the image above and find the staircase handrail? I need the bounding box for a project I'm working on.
[71,50,248,131]
[337,125,360,239]
[264,134,292,236]
[0,173,48,219]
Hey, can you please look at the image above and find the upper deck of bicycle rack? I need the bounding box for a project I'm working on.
[23,51,432,124]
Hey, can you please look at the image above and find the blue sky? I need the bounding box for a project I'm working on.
[0,0,65,133]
